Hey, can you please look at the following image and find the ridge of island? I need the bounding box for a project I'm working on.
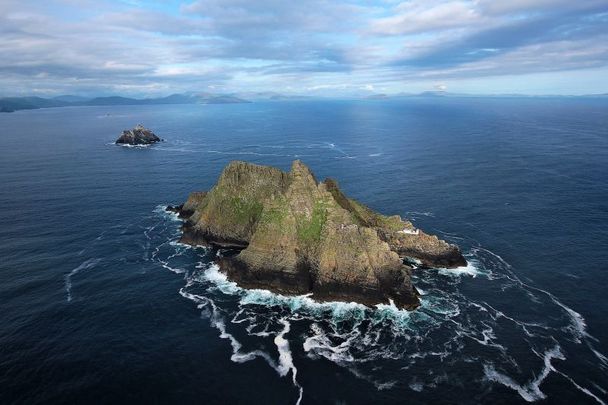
[169,160,466,310]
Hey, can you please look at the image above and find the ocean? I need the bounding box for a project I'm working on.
[1,98,607,404]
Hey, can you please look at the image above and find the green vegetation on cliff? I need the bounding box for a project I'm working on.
[297,200,328,245]
[227,197,264,225]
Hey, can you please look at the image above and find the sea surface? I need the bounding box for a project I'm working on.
[1,98,607,404]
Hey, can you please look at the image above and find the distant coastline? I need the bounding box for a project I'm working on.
[0,93,249,113]
[1,91,606,113]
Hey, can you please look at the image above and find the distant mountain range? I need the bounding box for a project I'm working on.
[366,91,608,99]
[0,93,250,113]
[1,91,606,113]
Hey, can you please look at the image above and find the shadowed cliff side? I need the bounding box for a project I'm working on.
[174,160,467,309]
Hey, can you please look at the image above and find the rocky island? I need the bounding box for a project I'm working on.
[115,124,161,145]
[170,160,466,310]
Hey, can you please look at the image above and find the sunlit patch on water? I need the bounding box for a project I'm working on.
[143,206,608,404]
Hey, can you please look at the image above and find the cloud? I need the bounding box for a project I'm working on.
[476,0,608,16]
[369,1,483,35]
[0,0,606,96]
[384,3,608,68]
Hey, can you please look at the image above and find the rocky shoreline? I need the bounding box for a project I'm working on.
[169,160,467,310]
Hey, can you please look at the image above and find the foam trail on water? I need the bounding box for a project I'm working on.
[65,258,101,302]
[406,211,435,218]
[153,209,608,403]
[554,370,607,405]
[179,288,277,366]
[483,345,564,402]
[158,260,186,274]
[180,287,304,404]
[476,247,593,341]
[274,319,303,405]
[409,380,424,392]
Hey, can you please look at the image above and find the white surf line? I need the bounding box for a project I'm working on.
[476,246,594,342]
[476,300,552,338]
[242,144,288,149]
[326,142,354,158]
[149,206,193,272]
[475,247,608,400]
[555,370,607,405]
[587,342,608,368]
[206,150,289,157]
[405,211,435,218]
[483,345,564,402]
[179,288,304,405]
[65,258,101,302]
[179,289,276,364]
[274,318,303,405]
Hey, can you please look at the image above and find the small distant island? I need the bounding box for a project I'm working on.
[115,124,161,145]
[168,160,466,310]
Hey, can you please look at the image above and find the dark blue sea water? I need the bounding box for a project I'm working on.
[1,98,607,404]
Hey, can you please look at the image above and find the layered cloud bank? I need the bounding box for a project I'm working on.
[1,0,607,96]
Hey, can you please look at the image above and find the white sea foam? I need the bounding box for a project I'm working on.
[483,345,564,402]
[303,323,356,363]
[406,211,435,218]
[65,258,101,302]
[158,261,186,274]
[195,262,369,318]
[153,205,182,222]
[240,287,368,319]
[202,263,240,294]
[546,292,587,342]
[207,149,292,158]
[555,370,607,405]
[592,383,608,395]
[409,380,424,392]
[587,343,608,367]
[115,143,153,148]
[274,319,303,405]
[375,381,397,390]
[180,286,304,404]
[436,260,480,278]
[153,218,608,403]
[374,299,413,328]
[477,246,593,343]
[179,289,276,365]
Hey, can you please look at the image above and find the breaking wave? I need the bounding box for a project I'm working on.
[145,207,607,404]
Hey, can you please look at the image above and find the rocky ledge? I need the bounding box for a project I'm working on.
[171,160,466,310]
[115,124,161,145]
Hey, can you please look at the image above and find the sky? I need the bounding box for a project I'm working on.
[1,0,607,97]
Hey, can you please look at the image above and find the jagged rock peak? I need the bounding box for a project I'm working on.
[172,160,467,310]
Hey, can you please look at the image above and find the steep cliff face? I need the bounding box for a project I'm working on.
[177,160,466,310]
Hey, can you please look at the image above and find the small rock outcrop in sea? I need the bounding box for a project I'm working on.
[115,124,161,145]
[172,160,467,310]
